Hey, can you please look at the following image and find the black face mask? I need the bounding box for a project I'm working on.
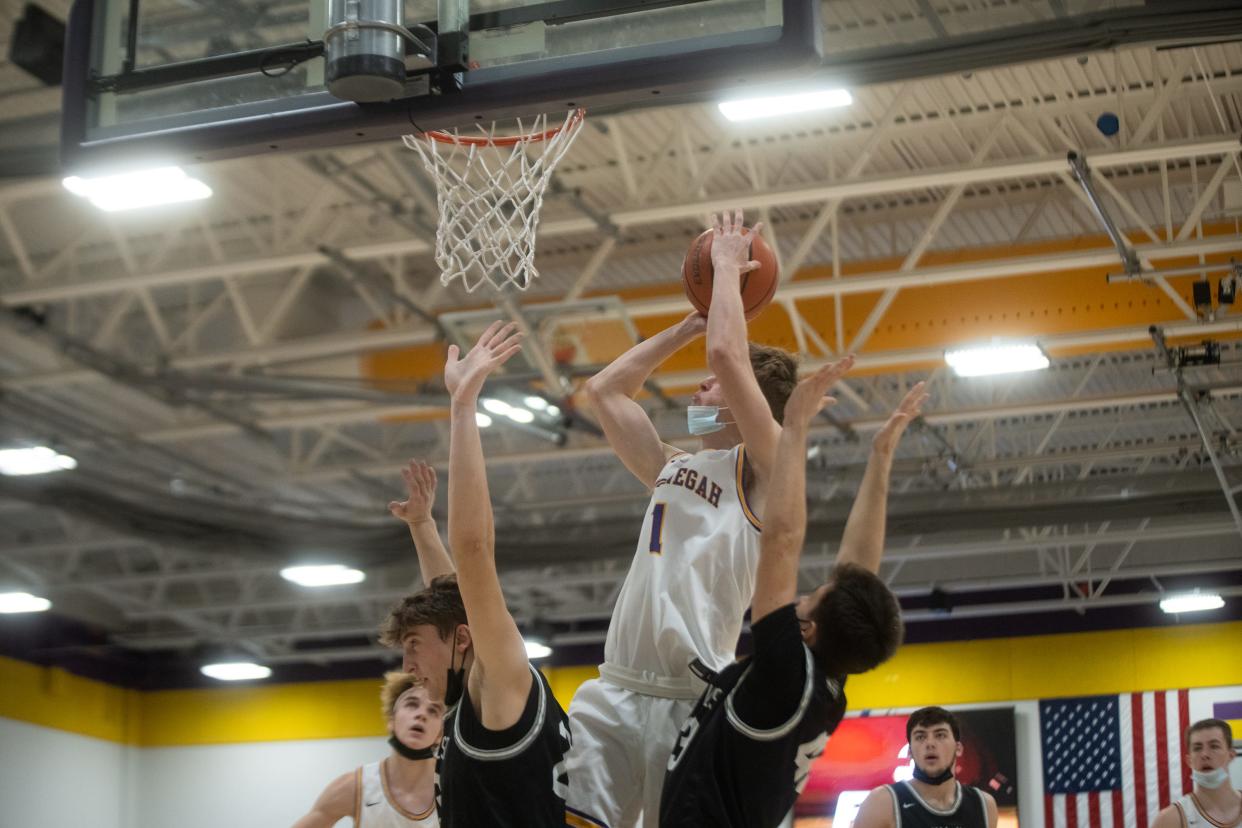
[913,764,955,786]
[388,735,436,761]
[445,639,466,709]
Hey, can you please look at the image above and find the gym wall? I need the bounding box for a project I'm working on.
[2,622,1241,828]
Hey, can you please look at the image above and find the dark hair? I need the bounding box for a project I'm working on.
[379,574,467,647]
[907,706,961,743]
[1186,718,1233,749]
[749,343,798,424]
[808,562,903,676]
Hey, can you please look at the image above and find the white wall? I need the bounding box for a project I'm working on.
[0,717,133,828]
[134,736,389,828]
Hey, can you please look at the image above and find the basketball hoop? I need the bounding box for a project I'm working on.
[403,108,586,293]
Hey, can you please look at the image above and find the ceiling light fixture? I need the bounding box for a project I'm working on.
[1159,592,1225,614]
[63,166,212,212]
[718,88,852,122]
[0,592,52,613]
[280,564,366,587]
[944,342,1050,378]
[200,662,272,681]
[0,446,77,476]
[523,638,552,660]
[475,412,493,427]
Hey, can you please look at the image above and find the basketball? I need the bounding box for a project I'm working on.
[682,227,779,320]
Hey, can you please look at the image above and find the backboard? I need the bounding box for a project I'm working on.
[61,0,821,172]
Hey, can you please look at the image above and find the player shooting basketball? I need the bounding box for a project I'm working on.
[565,209,853,827]
[381,322,571,827]
[659,365,921,826]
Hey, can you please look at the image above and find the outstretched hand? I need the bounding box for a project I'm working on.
[445,320,523,402]
[872,382,928,457]
[388,459,437,525]
[782,355,856,427]
[710,208,765,276]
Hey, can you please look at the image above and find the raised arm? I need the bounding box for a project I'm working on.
[444,321,533,729]
[389,459,454,585]
[289,771,355,828]
[749,363,843,624]
[835,383,927,574]
[582,313,705,487]
[704,210,780,479]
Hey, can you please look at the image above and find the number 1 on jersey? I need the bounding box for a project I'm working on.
[649,502,666,555]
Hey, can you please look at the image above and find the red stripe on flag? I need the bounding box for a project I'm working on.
[1045,793,1057,828]
[1065,794,1078,828]
[1179,689,1192,794]
[1132,693,1149,828]
[1088,792,1101,827]
[1112,789,1124,828]
[1156,691,1171,808]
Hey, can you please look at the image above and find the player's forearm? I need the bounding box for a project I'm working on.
[762,419,809,548]
[446,400,496,569]
[705,264,749,370]
[407,519,454,585]
[586,321,699,400]
[836,447,895,574]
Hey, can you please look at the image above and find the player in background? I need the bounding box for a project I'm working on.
[291,672,443,828]
[853,707,998,828]
[1150,719,1240,828]
[568,209,849,827]
[382,322,571,827]
[659,369,922,827]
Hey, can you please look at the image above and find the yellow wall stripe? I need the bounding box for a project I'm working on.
[3,621,1240,746]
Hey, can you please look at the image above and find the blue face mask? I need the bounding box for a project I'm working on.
[687,405,731,436]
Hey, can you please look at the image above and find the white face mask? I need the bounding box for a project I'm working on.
[687,405,731,436]
[1192,766,1231,789]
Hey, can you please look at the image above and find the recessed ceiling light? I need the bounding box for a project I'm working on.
[507,408,535,424]
[524,396,548,411]
[481,398,511,415]
[0,592,52,613]
[476,412,493,427]
[280,564,366,587]
[200,662,272,681]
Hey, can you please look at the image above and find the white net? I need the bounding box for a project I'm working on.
[402,109,586,293]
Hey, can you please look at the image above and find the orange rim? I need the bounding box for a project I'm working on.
[419,108,586,147]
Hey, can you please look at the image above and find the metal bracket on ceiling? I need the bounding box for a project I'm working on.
[1150,325,1242,541]
[1066,151,1142,280]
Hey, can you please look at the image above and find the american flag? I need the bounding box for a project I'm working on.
[1040,690,1190,828]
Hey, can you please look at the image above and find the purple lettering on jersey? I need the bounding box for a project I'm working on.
[708,483,722,507]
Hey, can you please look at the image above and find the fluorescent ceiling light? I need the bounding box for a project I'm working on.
[63,166,211,212]
[475,412,493,428]
[280,564,365,587]
[546,405,560,417]
[0,446,77,476]
[1159,592,1224,614]
[944,342,1050,378]
[481,398,511,416]
[524,639,552,660]
[719,88,852,122]
[507,408,535,424]
[200,662,272,681]
[524,396,548,411]
[0,592,52,613]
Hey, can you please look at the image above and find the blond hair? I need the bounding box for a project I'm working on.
[380,671,427,719]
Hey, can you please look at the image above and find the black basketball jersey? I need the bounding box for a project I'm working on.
[659,604,848,828]
[889,780,989,828]
[435,663,571,827]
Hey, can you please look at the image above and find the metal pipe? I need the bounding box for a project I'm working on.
[1067,151,1140,277]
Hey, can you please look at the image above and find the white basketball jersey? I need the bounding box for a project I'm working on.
[603,446,762,687]
[356,760,438,827]
[1174,791,1242,828]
